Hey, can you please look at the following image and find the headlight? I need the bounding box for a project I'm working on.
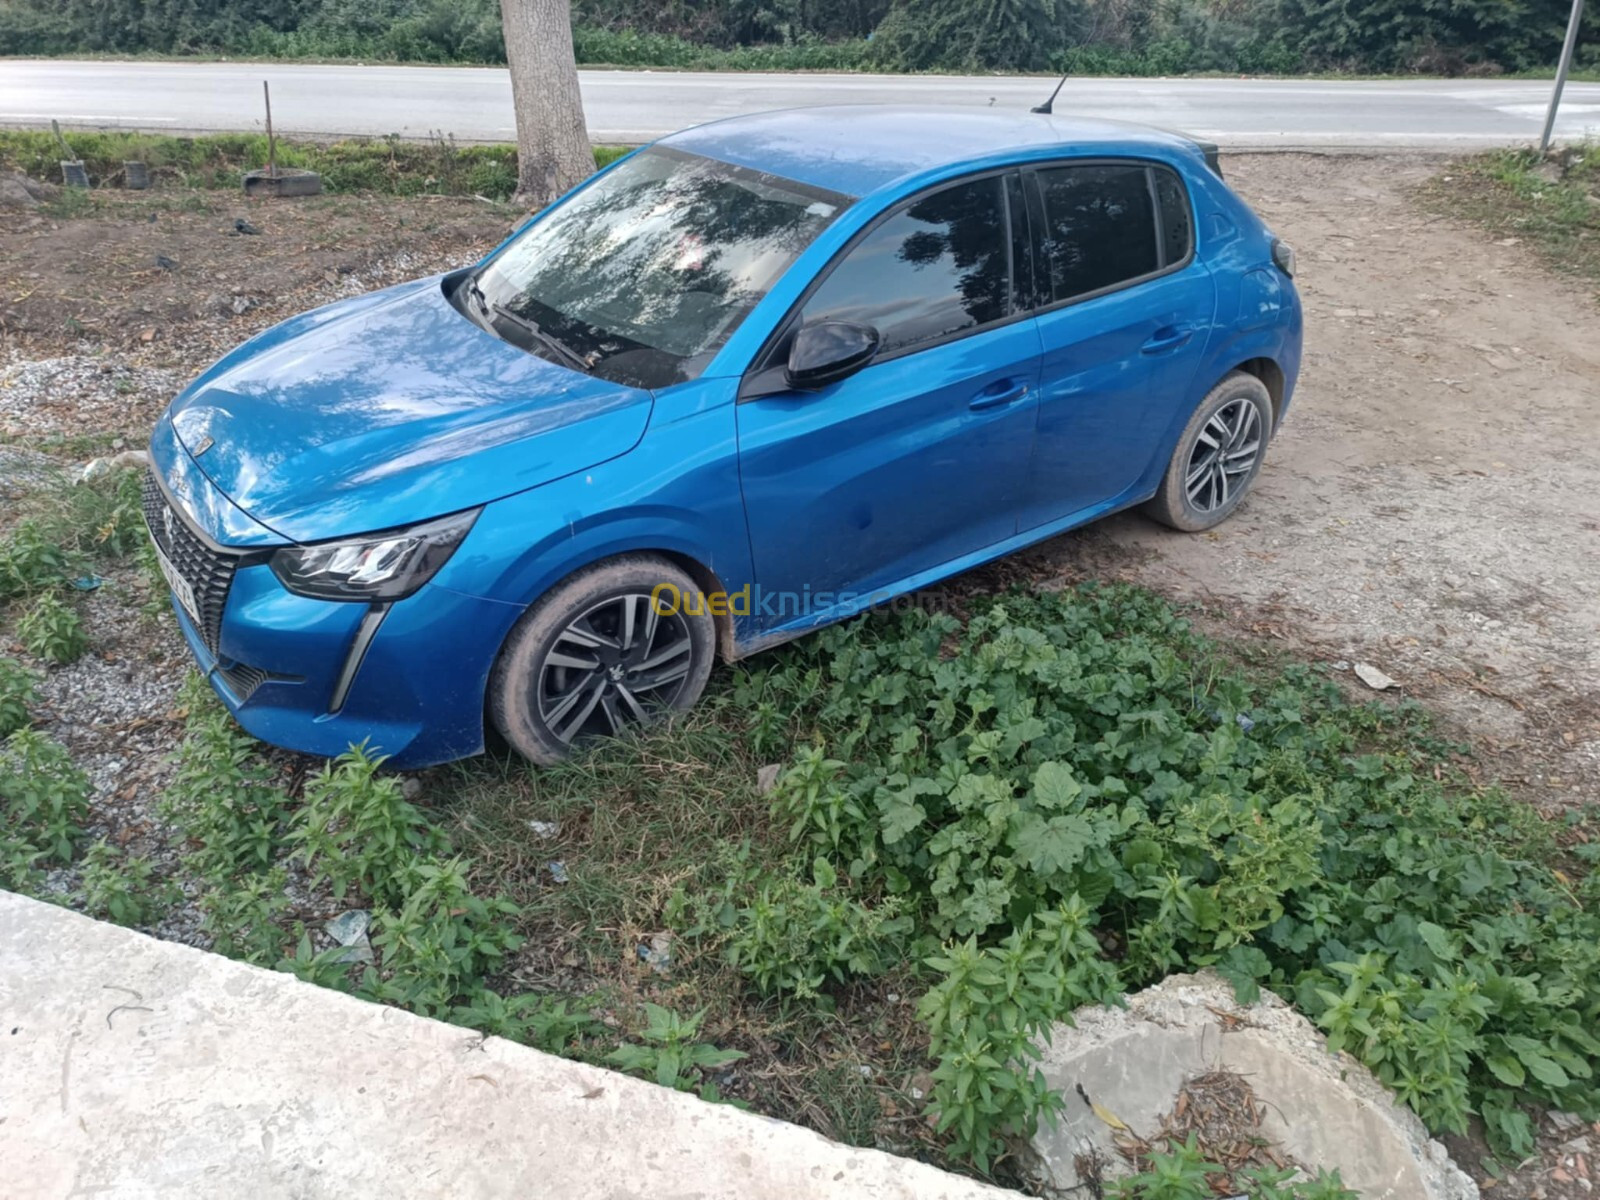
[270,509,479,602]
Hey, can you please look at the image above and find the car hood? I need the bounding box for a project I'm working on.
[164,274,654,543]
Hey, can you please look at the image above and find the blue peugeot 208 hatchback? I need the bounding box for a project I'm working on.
[145,106,1301,767]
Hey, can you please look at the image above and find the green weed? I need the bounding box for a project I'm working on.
[0,657,39,738]
[78,839,172,926]
[0,729,90,868]
[671,584,1600,1164]
[17,592,89,664]
[607,1002,747,1097]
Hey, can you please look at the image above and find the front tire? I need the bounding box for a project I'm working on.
[488,555,715,764]
[1144,371,1272,532]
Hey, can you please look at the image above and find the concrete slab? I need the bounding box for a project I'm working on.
[1028,972,1478,1200]
[0,891,1007,1200]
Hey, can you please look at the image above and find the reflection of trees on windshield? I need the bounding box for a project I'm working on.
[478,150,840,389]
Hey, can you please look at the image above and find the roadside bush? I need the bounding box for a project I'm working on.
[17,593,89,664]
[290,744,450,905]
[0,729,91,869]
[0,519,74,599]
[78,839,172,926]
[0,131,626,203]
[687,585,1600,1165]
[162,676,296,875]
[0,657,39,738]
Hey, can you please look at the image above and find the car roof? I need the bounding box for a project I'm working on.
[655,105,1203,198]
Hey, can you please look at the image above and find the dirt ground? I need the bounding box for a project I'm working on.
[1018,153,1600,822]
[3,155,1599,1196]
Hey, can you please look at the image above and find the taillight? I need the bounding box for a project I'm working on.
[1271,238,1296,278]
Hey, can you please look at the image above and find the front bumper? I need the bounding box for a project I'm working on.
[146,427,521,768]
[166,561,520,768]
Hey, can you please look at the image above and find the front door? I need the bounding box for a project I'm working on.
[736,173,1041,635]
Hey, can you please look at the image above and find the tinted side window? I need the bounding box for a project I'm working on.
[1035,164,1159,303]
[1153,167,1193,267]
[800,176,1009,357]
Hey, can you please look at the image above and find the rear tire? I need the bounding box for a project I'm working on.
[488,555,715,765]
[1144,371,1273,532]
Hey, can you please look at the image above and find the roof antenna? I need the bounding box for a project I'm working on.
[1031,73,1068,114]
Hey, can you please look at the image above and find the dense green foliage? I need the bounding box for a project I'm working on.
[0,130,629,201]
[675,585,1600,1167]
[1,0,1594,74]
[150,677,738,1083]
[0,729,92,889]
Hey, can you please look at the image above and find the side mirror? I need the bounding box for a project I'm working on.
[785,321,880,390]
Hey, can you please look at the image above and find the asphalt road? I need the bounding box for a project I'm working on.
[3,59,1599,147]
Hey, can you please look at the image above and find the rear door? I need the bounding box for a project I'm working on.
[1019,160,1216,530]
[735,172,1042,629]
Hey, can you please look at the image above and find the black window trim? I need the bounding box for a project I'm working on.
[738,165,1029,400]
[1024,156,1197,317]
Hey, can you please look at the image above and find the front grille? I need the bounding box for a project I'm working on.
[142,469,241,656]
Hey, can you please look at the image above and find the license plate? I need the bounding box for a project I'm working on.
[152,540,201,630]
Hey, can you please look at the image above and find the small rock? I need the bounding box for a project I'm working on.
[0,169,58,208]
[525,819,560,838]
[1551,1112,1585,1133]
[756,763,781,794]
[400,777,422,800]
[1354,662,1399,691]
[154,254,178,272]
[857,1064,874,1079]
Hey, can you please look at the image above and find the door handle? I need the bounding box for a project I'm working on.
[969,378,1029,411]
[1141,324,1195,355]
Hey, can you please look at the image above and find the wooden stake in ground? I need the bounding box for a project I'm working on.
[498,0,593,208]
[263,81,276,178]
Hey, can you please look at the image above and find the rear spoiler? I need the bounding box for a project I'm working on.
[1195,140,1223,177]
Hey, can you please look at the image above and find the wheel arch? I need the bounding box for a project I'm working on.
[1233,355,1286,427]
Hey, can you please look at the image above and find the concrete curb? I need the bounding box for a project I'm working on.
[0,891,1008,1199]
[1028,971,1479,1200]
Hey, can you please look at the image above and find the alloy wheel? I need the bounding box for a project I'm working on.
[1184,397,1262,513]
[537,593,694,746]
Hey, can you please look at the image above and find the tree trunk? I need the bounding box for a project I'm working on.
[499,0,593,208]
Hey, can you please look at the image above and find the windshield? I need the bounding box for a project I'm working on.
[468,147,850,389]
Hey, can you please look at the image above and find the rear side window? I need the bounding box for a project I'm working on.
[1032,163,1190,305]
[1153,167,1193,267]
[799,176,1010,357]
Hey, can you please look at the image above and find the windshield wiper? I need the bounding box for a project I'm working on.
[488,302,591,374]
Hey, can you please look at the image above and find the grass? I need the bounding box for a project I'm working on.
[0,130,632,202]
[1421,145,1600,293]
